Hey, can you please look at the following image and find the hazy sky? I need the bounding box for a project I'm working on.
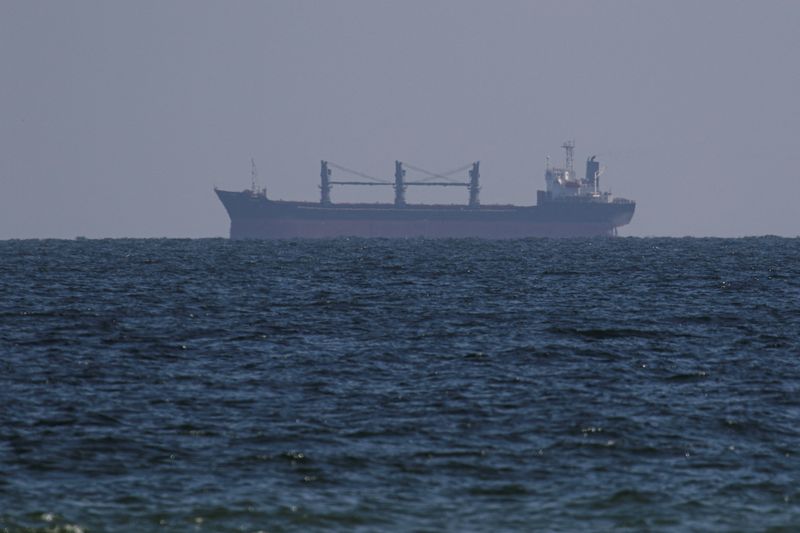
[1,1,798,238]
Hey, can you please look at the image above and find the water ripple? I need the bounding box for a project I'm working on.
[1,237,800,531]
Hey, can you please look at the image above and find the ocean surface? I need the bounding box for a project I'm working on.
[1,237,799,532]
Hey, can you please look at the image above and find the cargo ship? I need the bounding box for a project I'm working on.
[215,142,635,239]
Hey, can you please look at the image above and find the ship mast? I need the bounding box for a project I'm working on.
[561,140,575,178]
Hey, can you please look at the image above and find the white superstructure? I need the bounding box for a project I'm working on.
[544,141,612,202]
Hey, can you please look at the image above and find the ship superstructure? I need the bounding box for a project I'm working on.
[215,143,635,239]
[542,141,606,200]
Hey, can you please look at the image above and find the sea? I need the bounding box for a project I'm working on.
[1,237,799,532]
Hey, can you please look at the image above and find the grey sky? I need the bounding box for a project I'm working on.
[1,1,798,238]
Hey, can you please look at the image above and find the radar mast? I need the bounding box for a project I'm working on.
[561,140,575,177]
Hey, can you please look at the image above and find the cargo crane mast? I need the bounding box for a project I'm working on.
[468,162,480,207]
[401,161,478,206]
[320,161,332,205]
[394,161,406,206]
[319,161,392,203]
[319,160,479,206]
[326,162,390,185]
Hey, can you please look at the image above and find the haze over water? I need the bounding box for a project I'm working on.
[2,1,800,239]
[2,237,799,531]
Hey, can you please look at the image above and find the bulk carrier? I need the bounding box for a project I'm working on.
[215,142,635,239]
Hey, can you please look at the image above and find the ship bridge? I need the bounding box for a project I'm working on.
[542,141,613,204]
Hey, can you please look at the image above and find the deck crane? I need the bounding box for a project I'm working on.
[319,160,480,206]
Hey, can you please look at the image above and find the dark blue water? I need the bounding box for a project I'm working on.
[2,238,799,531]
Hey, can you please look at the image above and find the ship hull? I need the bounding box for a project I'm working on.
[216,190,635,239]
